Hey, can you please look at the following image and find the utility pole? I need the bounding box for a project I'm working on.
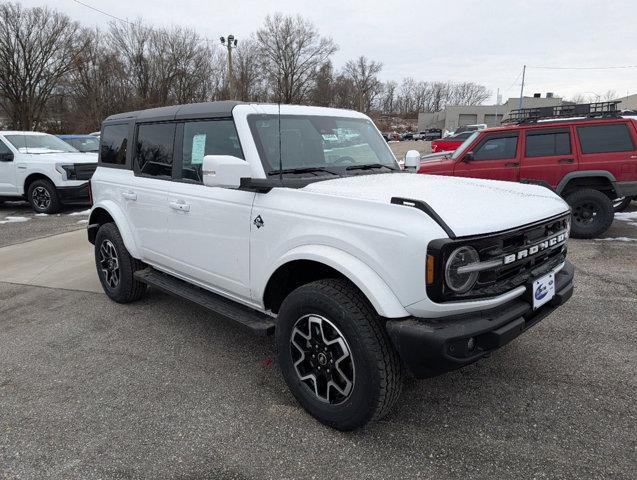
[518,65,526,110]
[220,34,238,100]
[494,87,500,125]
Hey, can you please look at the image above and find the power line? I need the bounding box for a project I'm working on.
[71,0,132,25]
[528,65,637,70]
[503,70,522,93]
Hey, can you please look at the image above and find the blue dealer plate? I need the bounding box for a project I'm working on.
[532,272,555,310]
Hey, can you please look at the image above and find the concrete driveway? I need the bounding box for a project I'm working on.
[0,229,101,293]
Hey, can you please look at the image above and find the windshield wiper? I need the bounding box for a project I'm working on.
[345,163,396,171]
[267,167,338,176]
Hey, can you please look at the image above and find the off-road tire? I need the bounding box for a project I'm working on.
[94,222,147,303]
[566,188,614,239]
[27,178,61,214]
[276,278,403,430]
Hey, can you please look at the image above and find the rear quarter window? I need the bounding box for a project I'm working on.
[100,124,129,165]
[576,123,635,154]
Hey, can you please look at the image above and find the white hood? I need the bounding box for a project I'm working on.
[22,152,97,164]
[302,173,570,237]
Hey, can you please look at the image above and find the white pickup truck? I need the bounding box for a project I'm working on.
[88,102,574,430]
[0,131,97,213]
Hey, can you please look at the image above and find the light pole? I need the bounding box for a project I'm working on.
[220,34,238,99]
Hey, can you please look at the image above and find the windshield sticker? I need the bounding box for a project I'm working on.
[191,134,206,165]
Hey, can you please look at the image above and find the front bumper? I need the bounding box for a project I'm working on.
[57,182,90,204]
[385,261,574,378]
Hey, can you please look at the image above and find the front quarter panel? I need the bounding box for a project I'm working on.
[250,188,448,318]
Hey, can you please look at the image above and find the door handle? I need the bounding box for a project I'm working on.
[121,191,137,200]
[169,200,190,212]
[630,155,637,159]
[558,158,575,164]
[505,162,519,167]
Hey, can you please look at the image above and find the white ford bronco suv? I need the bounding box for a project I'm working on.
[0,131,97,213]
[88,102,574,430]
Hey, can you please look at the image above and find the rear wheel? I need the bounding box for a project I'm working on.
[27,179,60,214]
[276,279,403,430]
[566,188,614,239]
[94,222,147,303]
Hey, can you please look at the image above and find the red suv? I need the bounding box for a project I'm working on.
[417,115,637,238]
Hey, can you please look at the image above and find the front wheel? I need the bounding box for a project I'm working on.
[27,179,61,214]
[566,188,614,239]
[276,279,403,430]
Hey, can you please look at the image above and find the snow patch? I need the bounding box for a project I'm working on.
[597,237,637,242]
[34,213,49,217]
[615,211,637,222]
[0,216,30,224]
[68,209,91,216]
[76,219,89,224]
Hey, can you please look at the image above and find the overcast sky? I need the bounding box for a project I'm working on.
[30,0,637,104]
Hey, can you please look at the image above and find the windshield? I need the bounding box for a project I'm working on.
[451,131,480,159]
[5,134,78,154]
[248,115,398,175]
[62,136,99,153]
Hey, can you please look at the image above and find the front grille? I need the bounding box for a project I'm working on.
[75,163,97,180]
[454,215,569,300]
[427,213,570,302]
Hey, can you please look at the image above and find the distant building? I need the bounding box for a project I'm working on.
[418,94,563,132]
[616,93,637,111]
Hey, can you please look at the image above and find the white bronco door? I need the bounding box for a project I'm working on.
[165,119,255,302]
[126,122,175,265]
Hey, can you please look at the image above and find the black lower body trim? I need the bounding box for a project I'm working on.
[57,182,90,204]
[385,261,575,378]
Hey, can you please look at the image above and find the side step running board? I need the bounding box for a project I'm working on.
[134,268,275,336]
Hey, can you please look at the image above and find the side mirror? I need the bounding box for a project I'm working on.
[403,150,421,170]
[462,151,474,163]
[202,155,251,189]
[0,152,14,162]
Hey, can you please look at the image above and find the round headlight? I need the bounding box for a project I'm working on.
[445,246,480,293]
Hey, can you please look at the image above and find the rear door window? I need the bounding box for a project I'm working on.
[135,123,176,178]
[472,135,518,161]
[576,123,635,154]
[525,129,571,157]
[100,124,128,165]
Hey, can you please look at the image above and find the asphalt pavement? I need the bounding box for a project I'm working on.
[0,202,636,479]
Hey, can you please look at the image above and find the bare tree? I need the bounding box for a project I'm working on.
[0,2,85,129]
[256,13,337,103]
[380,80,397,115]
[64,28,130,131]
[310,61,335,107]
[450,82,491,106]
[232,39,265,102]
[343,56,382,113]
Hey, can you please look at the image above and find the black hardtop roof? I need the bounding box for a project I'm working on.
[102,100,244,124]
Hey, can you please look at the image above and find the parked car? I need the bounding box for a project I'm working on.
[418,114,637,238]
[0,131,97,212]
[401,132,414,141]
[430,131,475,152]
[455,123,487,134]
[88,101,573,430]
[422,128,443,141]
[58,134,100,153]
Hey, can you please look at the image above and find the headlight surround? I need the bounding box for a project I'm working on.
[55,164,76,180]
[444,246,480,293]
